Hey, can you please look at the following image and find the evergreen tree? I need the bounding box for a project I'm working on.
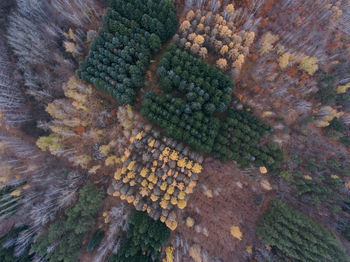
[257,200,350,262]
[0,226,33,262]
[31,183,104,262]
[109,210,170,262]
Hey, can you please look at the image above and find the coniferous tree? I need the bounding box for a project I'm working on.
[257,200,350,262]
[31,182,104,262]
[109,210,170,262]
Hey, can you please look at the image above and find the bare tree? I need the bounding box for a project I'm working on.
[0,128,83,257]
[0,39,31,127]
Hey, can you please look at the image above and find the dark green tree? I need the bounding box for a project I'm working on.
[257,200,350,262]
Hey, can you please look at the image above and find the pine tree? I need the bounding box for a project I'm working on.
[257,200,350,262]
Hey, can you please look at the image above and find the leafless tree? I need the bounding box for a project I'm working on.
[0,39,31,127]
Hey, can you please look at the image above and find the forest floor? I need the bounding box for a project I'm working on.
[175,158,275,261]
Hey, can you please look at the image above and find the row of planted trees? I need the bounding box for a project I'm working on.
[75,0,283,170]
[257,200,350,262]
[77,0,178,104]
[157,44,234,115]
[110,210,170,262]
[212,110,283,169]
[141,44,283,170]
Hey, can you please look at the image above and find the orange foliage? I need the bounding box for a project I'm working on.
[105,118,112,125]
[146,70,152,78]
[249,53,258,61]
[252,86,260,93]
[285,67,298,77]
[75,125,85,135]
[273,102,281,108]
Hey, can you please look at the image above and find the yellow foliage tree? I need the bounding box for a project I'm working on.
[337,83,350,94]
[163,246,174,262]
[186,217,195,228]
[194,35,205,45]
[186,160,193,170]
[10,189,21,197]
[164,193,170,201]
[232,54,245,69]
[160,199,169,209]
[46,103,67,120]
[169,151,179,161]
[140,168,149,178]
[180,20,191,33]
[225,4,235,13]
[73,155,91,169]
[177,158,187,168]
[192,163,202,173]
[148,139,155,147]
[186,10,195,20]
[165,220,177,231]
[189,244,202,262]
[220,45,229,55]
[259,166,268,174]
[219,25,230,38]
[177,199,187,209]
[246,245,253,254]
[199,47,208,59]
[299,56,318,75]
[127,161,136,171]
[68,28,76,42]
[178,191,185,200]
[196,23,205,34]
[99,145,111,157]
[188,33,197,42]
[230,226,243,240]
[278,52,292,69]
[140,187,150,197]
[135,131,143,140]
[162,147,171,157]
[167,185,175,195]
[114,169,122,180]
[89,165,101,174]
[150,194,159,202]
[259,32,279,56]
[36,134,64,155]
[64,41,77,56]
[171,196,178,205]
[127,171,136,179]
[160,182,168,191]
[105,155,120,166]
[190,43,200,55]
[216,58,228,70]
[141,179,148,187]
